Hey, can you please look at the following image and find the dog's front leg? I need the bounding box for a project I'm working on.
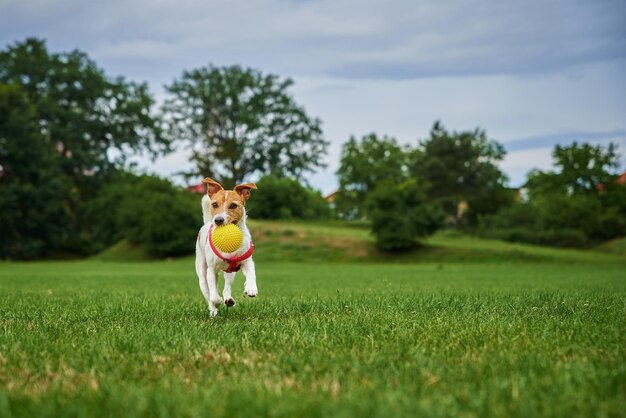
[206,266,223,317]
[223,272,236,307]
[241,258,258,297]
[196,243,210,305]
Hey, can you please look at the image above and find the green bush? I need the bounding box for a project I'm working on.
[483,228,588,248]
[482,202,541,230]
[245,175,331,220]
[365,179,444,251]
[482,185,626,248]
[0,84,70,259]
[85,174,200,257]
[481,202,590,247]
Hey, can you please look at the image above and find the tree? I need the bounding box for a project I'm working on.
[365,179,443,251]
[245,175,331,220]
[0,83,67,258]
[0,39,167,189]
[412,121,509,225]
[336,134,409,219]
[0,38,167,256]
[525,141,625,242]
[527,141,620,197]
[484,141,625,247]
[162,65,328,187]
[85,174,200,257]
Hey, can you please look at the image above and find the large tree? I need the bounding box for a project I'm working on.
[0,38,167,194]
[527,141,620,196]
[336,133,409,218]
[0,84,68,258]
[525,141,625,242]
[0,38,167,257]
[162,65,328,186]
[412,121,510,224]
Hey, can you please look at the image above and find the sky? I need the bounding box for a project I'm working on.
[2,0,625,193]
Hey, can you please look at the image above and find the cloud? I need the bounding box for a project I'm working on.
[327,1,626,79]
[128,146,193,183]
[500,147,555,187]
[504,130,626,153]
[2,0,625,81]
[95,40,178,60]
[2,0,625,193]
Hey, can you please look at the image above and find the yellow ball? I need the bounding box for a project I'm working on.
[211,224,244,253]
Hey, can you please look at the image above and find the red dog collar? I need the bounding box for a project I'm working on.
[207,224,254,273]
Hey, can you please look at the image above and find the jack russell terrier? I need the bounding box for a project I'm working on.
[195,177,258,317]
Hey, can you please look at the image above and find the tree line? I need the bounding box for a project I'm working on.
[0,39,327,259]
[335,129,625,250]
[1,39,624,258]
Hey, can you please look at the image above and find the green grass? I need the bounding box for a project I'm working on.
[597,237,626,257]
[247,221,625,264]
[89,220,625,264]
[1,251,625,417]
[91,239,152,262]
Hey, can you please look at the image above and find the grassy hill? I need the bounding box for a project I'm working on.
[95,220,625,264]
[597,236,626,257]
[92,240,153,262]
[249,220,625,264]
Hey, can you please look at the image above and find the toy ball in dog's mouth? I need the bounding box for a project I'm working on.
[212,224,244,253]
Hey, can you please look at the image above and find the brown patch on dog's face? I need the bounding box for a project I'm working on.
[209,190,246,225]
[204,179,257,225]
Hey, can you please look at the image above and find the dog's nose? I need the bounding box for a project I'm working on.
[214,216,225,226]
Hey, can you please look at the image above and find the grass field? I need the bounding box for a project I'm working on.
[1,225,625,417]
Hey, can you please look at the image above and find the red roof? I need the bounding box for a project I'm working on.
[597,171,626,191]
[186,183,206,194]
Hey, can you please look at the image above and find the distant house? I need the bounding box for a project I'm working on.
[596,171,626,191]
[324,191,339,211]
[508,187,528,202]
[186,183,206,194]
[324,191,339,203]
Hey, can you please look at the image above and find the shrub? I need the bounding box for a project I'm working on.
[482,202,542,231]
[483,228,588,248]
[483,182,626,248]
[85,174,200,257]
[0,84,70,260]
[481,200,598,248]
[365,179,444,251]
[245,175,331,220]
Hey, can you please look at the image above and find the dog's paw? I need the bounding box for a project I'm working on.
[224,298,235,307]
[244,286,258,298]
[209,307,219,318]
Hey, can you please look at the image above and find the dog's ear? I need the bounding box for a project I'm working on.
[202,177,224,197]
[234,182,257,202]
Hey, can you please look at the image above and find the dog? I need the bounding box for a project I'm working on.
[195,177,258,317]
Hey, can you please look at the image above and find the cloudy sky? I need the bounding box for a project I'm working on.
[2,0,625,192]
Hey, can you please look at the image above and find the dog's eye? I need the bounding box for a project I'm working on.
[211,202,218,208]
[229,203,238,209]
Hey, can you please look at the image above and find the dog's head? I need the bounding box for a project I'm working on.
[202,177,257,226]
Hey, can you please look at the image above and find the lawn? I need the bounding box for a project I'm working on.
[1,233,625,417]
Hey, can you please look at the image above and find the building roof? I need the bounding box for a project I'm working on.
[324,191,339,203]
[186,183,206,194]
